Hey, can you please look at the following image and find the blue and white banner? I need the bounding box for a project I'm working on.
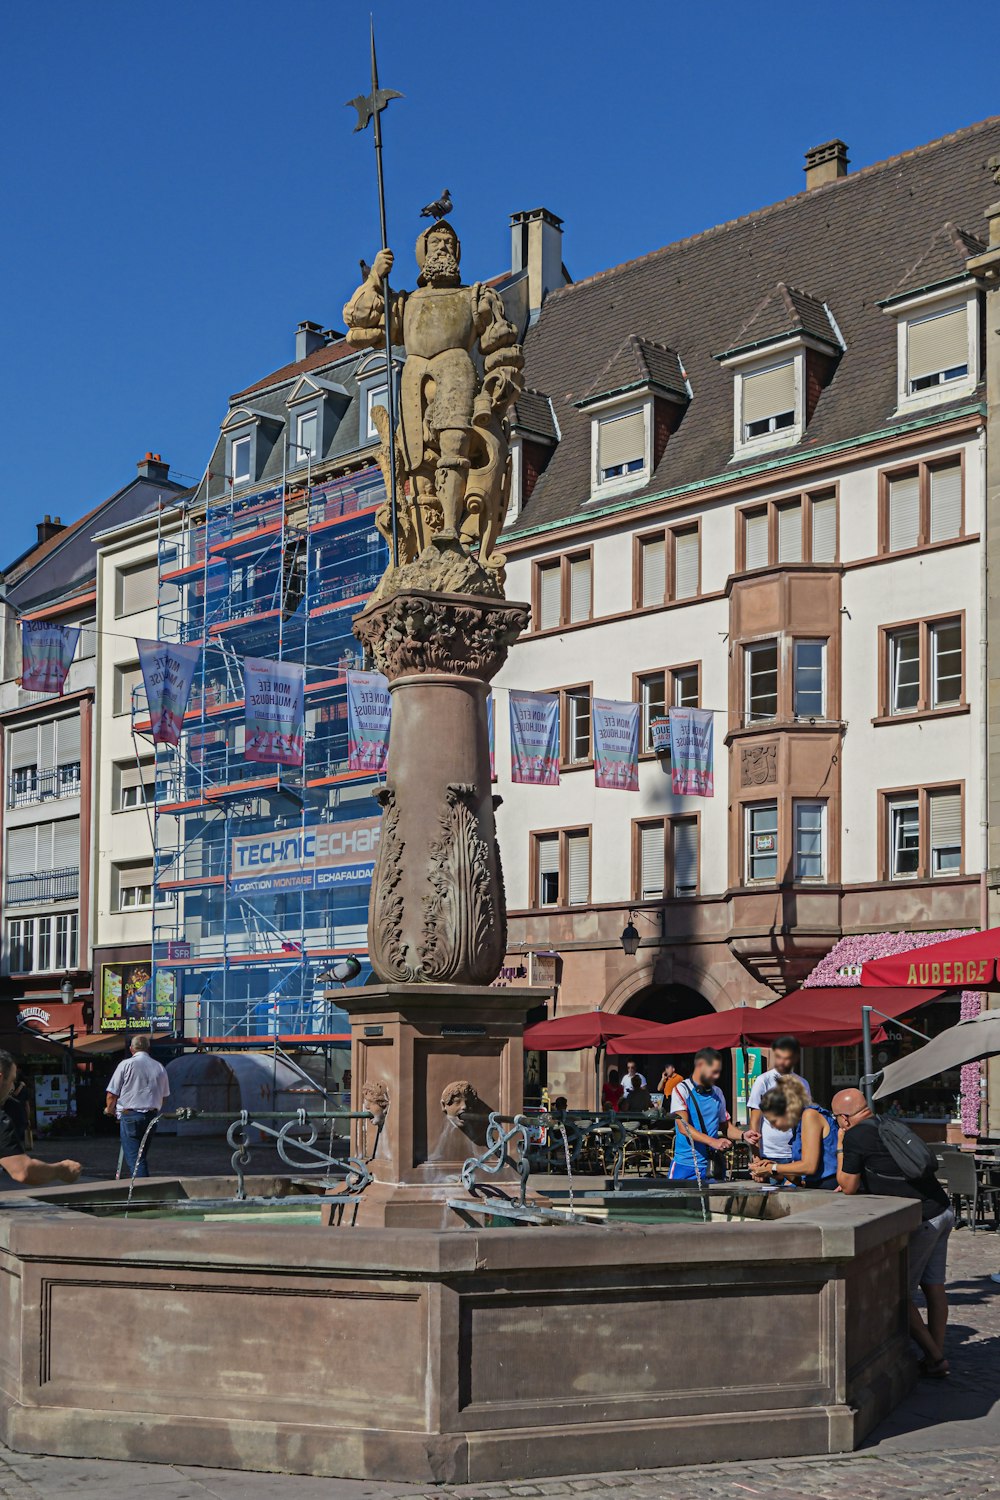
[668,707,715,797]
[347,669,390,772]
[229,816,381,894]
[21,620,80,696]
[137,639,199,744]
[509,691,560,785]
[593,698,639,791]
[244,657,305,766]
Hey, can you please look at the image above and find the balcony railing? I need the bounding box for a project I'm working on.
[6,867,80,906]
[7,764,82,809]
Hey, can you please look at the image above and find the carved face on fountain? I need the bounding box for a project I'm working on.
[361,1080,391,1127]
[440,1080,479,1129]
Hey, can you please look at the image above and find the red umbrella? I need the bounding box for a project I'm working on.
[861,928,1000,990]
[522,1012,660,1110]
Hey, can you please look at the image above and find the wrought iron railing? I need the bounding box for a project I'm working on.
[7,764,81,808]
[6,866,79,906]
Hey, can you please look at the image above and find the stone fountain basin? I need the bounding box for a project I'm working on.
[0,1176,918,1484]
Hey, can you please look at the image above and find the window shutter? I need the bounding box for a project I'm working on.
[742,362,795,424]
[777,502,803,563]
[9,727,37,769]
[673,820,699,896]
[6,827,35,875]
[929,463,962,542]
[116,663,143,714]
[888,474,920,551]
[568,555,592,622]
[811,495,837,562]
[537,836,559,876]
[673,529,699,600]
[52,818,80,868]
[640,537,666,607]
[929,791,961,852]
[908,308,967,382]
[598,410,644,471]
[56,716,81,764]
[122,862,153,888]
[745,511,769,570]
[538,565,561,630]
[566,832,590,905]
[119,761,152,792]
[117,562,158,616]
[37,721,55,769]
[639,823,665,899]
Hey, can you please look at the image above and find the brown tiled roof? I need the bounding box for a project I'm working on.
[511,116,1000,535]
[578,334,688,405]
[720,282,840,358]
[231,337,355,399]
[882,220,988,303]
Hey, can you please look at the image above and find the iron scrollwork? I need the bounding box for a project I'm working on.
[461,1111,532,1206]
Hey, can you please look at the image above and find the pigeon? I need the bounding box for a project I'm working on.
[420,189,453,221]
[359,258,371,281]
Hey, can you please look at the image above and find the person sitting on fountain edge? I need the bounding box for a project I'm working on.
[0,1051,80,1188]
[669,1049,753,1180]
[105,1034,170,1180]
[749,1078,838,1189]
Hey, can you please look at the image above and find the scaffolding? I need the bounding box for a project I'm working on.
[132,467,388,1044]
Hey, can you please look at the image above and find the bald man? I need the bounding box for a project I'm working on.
[833,1088,953,1377]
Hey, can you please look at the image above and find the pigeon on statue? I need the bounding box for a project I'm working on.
[420,189,453,221]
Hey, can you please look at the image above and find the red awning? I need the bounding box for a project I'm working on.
[523,1012,659,1051]
[861,928,1000,991]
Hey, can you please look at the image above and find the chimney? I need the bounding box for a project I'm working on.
[296,320,325,360]
[136,452,170,482]
[804,140,849,190]
[35,514,65,546]
[510,208,564,319]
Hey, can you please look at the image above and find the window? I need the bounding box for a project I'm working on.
[746,802,778,882]
[230,434,252,485]
[672,817,699,897]
[793,640,825,719]
[533,828,591,907]
[637,672,665,754]
[115,862,153,911]
[10,765,37,805]
[58,761,81,794]
[638,534,666,608]
[115,759,156,811]
[884,786,963,879]
[745,641,778,722]
[672,665,700,708]
[881,456,963,553]
[931,620,962,707]
[672,525,700,600]
[776,501,802,563]
[365,384,389,442]
[906,306,969,393]
[567,552,592,622]
[889,628,920,714]
[535,560,561,630]
[741,360,795,441]
[882,616,963,718]
[115,561,157,617]
[635,527,700,607]
[561,686,592,766]
[114,661,143,716]
[7,919,32,974]
[6,913,77,974]
[929,788,962,874]
[793,801,825,880]
[295,409,319,462]
[597,408,645,483]
[55,912,78,969]
[636,821,666,899]
[533,550,592,631]
[739,491,837,569]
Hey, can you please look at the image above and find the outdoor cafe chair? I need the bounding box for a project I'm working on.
[936,1149,1000,1230]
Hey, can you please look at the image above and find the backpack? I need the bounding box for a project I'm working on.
[875,1116,939,1182]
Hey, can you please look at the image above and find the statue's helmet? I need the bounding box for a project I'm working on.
[416,219,461,285]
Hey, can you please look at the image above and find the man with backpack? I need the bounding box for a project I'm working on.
[832,1087,953,1378]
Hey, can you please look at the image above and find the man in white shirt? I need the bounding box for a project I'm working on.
[747,1037,810,1164]
[105,1035,170,1179]
[620,1060,647,1096]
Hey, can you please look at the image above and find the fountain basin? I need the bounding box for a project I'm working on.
[0,1175,918,1483]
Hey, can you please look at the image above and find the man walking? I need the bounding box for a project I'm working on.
[833,1087,954,1377]
[669,1048,747,1180]
[105,1035,170,1179]
[0,1051,80,1187]
[748,1036,809,1167]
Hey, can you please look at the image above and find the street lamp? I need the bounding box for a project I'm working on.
[620,913,641,956]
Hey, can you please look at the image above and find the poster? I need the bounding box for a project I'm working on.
[509,691,560,785]
[21,620,80,696]
[487,692,495,779]
[229,815,381,895]
[668,706,715,797]
[593,698,639,791]
[650,716,670,754]
[100,963,176,1033]
[33,1074,71,1131]
[137,639,199,745]
[346,669,390,772]
[244,657,305,766]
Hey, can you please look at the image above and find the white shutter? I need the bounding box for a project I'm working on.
[122,862,153,888]
[566,831,590,905]
[537,564,561,630]
[745,511,769,570]
[888,474,920,552]
[9,727,37,769]
[929,463,962,542]
[537,836,559,875]
[929,791,962,851]
[116,663,143,714]
[52,818,80,868]
[56,716,81,764]
[640,536,666,607]
[777,502,803,563]
[811,494,837,562]
[6,827,35,875]
[673,529,699,600]
[639,823,665,899]
[673,820,699,896]
[37,721,55,770]
[742,362,795,424]
[908,308,967,383]
[117,561,158,616]
[568,555,592,622]
[598,410,644,471]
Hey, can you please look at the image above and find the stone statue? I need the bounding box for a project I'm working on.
[344,220,524,599]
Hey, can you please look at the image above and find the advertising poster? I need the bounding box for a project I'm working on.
[650,716,670,754]
[346,669,390,772]
[21,620,81,696]
[593,698,639,791]
[668,706,715,797]
[137,639,199,746]
[244,657,305,766]
[509,691,560,785]
[100,963,176,1033]
[229,815,381,895]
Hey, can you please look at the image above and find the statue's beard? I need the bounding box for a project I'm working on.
[422,249,460,286]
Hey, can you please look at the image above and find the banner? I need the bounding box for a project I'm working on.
[229,815,381,894]
[137,639,199,745]
[668,706,715,796]
[509,691,560,785]
[244,657,305,766]
[21,620,80,696]
[487,692,495,779]
[100,962,176,1033]
[593,698,639,791]
[347,669,390,772]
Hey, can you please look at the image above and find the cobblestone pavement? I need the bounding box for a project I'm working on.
[0,1205,996,1498]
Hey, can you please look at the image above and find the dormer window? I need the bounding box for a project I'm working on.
[365,384,389,443]
[741,360,796,441]
[295,409,319,462]
[597,408,646,482]
[906,305,969,393]
[575,335,689,501]
[231,434,252,485]
[878,225,984,413]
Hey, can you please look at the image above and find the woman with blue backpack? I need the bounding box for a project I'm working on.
[749,1077,839,1189]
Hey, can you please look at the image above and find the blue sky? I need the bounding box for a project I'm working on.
[2,0,997,558]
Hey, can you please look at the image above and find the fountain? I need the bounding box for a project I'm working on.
[0,215,921,1483]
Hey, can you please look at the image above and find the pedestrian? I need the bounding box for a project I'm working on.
[602,1067,624,1112]
[669,1048,748,1180]
[833,1087,954,1378]
[0,1051,80,1188]
[748,1037,810,1167]
[657,1062,683,1105]
[620,1060,647,1097]
[4,1079,33,1148]
[617,1081,652,1114]
[105,1035,170,1180]
[749,1079,838,1188]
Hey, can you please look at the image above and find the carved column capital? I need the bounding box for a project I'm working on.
[354,589,530,683]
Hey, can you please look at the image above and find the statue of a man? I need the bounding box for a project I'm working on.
[343,221,523,591]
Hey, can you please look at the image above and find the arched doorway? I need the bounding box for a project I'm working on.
[614,983,732,1103]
